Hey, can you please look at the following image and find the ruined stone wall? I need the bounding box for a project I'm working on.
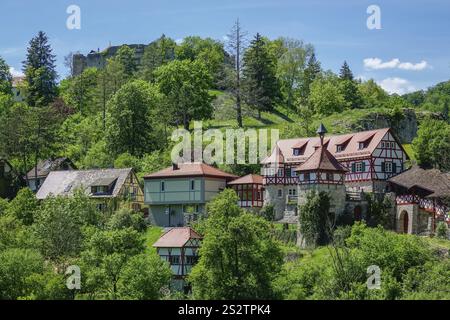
[72,44,147,76]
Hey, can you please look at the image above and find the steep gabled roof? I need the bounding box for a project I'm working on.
[262,128,400,164]
[153,227,202,248]
[144,162,238,180]
[26,157,75,179]
[389,166,450,198]
[36,168,133,200]
[261,144,285,164]
[296,146,347,172]
[228,174,263,185]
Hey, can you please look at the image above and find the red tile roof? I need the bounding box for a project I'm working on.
[262,128,401,164]
[228,174,263,185]
[144,162,238,180]
[296,146,347,172]
[292,139,309,149]
[152,227,202,248]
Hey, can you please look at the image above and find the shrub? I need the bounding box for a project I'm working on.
[436,222,449,239]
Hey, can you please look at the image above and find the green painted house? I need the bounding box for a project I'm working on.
[144,163,237,227]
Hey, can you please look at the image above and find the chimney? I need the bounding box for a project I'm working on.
[172,163,179,170]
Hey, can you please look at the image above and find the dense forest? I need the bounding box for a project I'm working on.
[0,22,449,300]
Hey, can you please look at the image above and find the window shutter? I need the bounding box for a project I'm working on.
[351,163,356,173]
[361,162,366,172]
[381,162,385,172]
[392,163,397,173]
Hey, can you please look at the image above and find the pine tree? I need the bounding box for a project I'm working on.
[300,52,321,106]
[0,56,13,95]
[23,31,58,107]
[243,33,280,119]
[339,61,353,81]
[338,61,362,109]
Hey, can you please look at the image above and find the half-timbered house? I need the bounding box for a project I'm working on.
[153,227,202,292]
[36,168,144,212]
[261,127,408,219]
[389,166,450,234]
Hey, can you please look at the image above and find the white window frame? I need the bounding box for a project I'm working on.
[355,162,364,172]
[277,168,284,177]
[291,168,298,177]
[277,189,283,198]
[384,162,393,173]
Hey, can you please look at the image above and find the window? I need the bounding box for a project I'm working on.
[161,181,165,192]
[382,162,396,173]
[326,173,334,181]
[381,142,385,148]
[257,191,262,200]
[132,203,141,212]
[304,173,310,181]
[293,147,304,156]
[190,180,195,191]
[358,142,366,150]
[291,168,298,177]
[352,162,365,173]
[169,255,180,265]
[286,168,291,177]
[277,189,283,198]
[277,168,284,177]
[92,185,108,194]
[336,145,344,152]
[288,188,297,196]
[386,162,392,172]
[130,187,137,201]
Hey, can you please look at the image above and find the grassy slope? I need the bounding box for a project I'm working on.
[208,91,398,136]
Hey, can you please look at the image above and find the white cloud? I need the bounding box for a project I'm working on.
[9,67,24,77]
[364,58,429,71]
[398,60,428,71]
[364,58,400,70]
[377,77,416,95]
[175,38,184,44]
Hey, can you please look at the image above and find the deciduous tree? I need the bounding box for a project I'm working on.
[190,189,283,299]
[155,60,213,130]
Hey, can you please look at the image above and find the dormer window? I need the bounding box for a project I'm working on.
[293,148,304,156]
[91,177,117,195]
[358,142,366,150]
[91,185,109,194]
[336,144,344,152]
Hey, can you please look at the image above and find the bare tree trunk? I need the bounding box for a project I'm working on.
[228,19,247,128]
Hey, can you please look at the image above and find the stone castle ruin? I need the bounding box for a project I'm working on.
[72,44,147,76]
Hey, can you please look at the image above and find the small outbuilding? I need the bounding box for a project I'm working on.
[153,227,202,292]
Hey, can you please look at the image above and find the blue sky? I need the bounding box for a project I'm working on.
[1,0,449,94]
